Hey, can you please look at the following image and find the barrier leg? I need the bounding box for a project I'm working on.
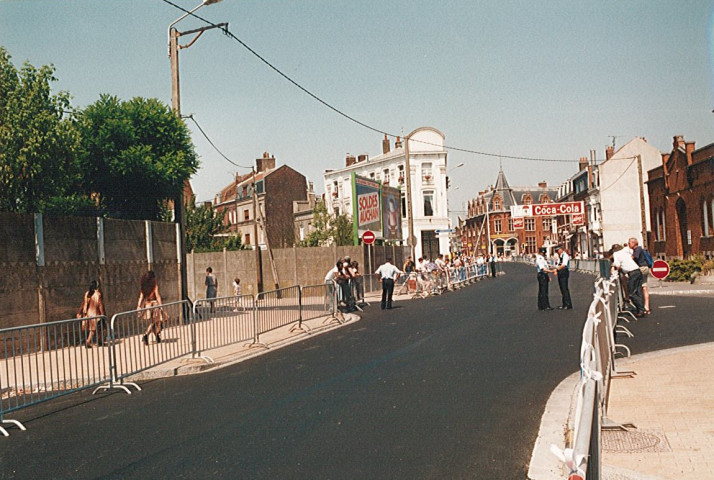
[1,419,26,436]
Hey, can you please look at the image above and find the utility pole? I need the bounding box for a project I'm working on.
[637,155,648,249]
[252,168,263,293]
[168,3,227,301]
[404,133,416,260]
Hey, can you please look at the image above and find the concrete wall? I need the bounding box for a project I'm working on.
[187,244,409,300]
[0,213,178,330]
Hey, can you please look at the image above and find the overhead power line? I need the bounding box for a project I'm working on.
[161,0,585,164]
[183,114,253,169]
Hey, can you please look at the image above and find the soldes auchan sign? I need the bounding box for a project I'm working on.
[510,201,584,217]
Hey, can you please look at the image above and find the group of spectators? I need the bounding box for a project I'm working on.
[607,237,652,317]
[324,256,365,311]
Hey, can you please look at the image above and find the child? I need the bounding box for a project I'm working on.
[232,277,242,312]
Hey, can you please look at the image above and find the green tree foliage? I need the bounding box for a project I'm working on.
[0,47,82,213]
[185,198,243,252]
[301,201,354,247]
[77,94,199,220]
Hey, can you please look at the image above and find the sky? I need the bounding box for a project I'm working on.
[2,0,713,221]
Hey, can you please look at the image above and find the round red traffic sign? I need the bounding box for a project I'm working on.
[362,230,376,245]
[650,259,669,280]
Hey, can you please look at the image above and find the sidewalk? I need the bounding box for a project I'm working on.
[529,281,714,480]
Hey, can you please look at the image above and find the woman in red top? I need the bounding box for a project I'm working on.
[137,271,163,345]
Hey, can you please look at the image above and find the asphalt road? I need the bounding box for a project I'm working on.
[3,263,713,479]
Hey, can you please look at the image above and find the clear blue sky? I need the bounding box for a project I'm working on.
[2,0,713,219]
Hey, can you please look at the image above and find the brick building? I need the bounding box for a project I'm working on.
[647,135,714,259]
[213,152,309,249]
[463,167,558,257]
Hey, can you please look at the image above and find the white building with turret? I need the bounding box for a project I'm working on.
[323,127,451,259]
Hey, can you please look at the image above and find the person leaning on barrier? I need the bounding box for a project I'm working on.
[138,270,164,345]
[609,243,646,317]
[350,260,364,303]
[205,267,218,314]
[536,247,556,311]
[628,237,651,315]
[76,280,106,348]
[375,256,401,310]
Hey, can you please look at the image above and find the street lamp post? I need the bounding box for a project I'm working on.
[167,0,226,301]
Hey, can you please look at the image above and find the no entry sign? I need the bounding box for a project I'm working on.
[650,259,669,280]
[362,230,376,245]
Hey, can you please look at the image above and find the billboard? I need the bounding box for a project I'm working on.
[381,185,402,240]
[352,173,382,243]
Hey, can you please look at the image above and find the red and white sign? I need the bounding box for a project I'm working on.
[362,230,376,245]
[357,192,380,226]
[571,213,584,226]
[513,217,524,229]
[531,201,584,217]
[650,259,670,280]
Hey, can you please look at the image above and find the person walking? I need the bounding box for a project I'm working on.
[609,243,646,317]
[375,257,401,310]
[138,270,163,345]
[554,245,573,310]
[232,277,242,312]
[536,247,555,311]
[76,280,106,348]
[205,267,218,314]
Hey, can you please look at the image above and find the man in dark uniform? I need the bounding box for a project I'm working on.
[536,247,555,310]
[554,245,573,309]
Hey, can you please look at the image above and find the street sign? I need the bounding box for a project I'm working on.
[513,217,524,229]
[362,230,376,245]
[572,213,584,226]
[651,259,669,280]
[435,228,454,234]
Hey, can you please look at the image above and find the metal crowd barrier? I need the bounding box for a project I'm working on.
[0,315,111,436]
[554,273,636,479]
[301,283,335,323]
[193,294,256,361]
[254,286,302,346]
[104,300,192,394]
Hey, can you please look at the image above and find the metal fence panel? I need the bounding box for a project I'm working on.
[256,286,301,335]
[193,295,255,355]
[300,284,333,322]
[110,301,192,383]
[1,316,111,420]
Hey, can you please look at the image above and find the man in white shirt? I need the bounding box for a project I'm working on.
[554,245,573,310]
[610,243,645,316]
[375,257,401,310]
[536,247,556,311]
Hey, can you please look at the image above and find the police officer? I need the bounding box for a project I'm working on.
[554,245,573,310]
[375,257,401,310]
[536,247,555,311]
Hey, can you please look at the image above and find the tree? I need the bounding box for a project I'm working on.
[76,94,199,220]
[185,198,243,252]
[0,47,83,214]
[301,201,354,247]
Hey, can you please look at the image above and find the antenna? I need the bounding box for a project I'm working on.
[608,135,622,150]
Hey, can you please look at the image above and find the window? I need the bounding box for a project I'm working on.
[401,192,407,218]
[243,209,250,221]
[522,194,532,205]
[508,218,513,232]
[245,233,251,245]
[703,200,710,237]
[542,217,552,232]
[525,218,536,231]
[398,165,405,184]
[423,191,434,217]
[525,236,536,254]
[383,169,390,184]
[494,219,502,234]
[422,163,433,183]
[493,195,502,211]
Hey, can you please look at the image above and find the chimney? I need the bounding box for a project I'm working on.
[395,136,403,149]
[345,154,356,167]
[538,181,547,188]
[256,151,276,172]
[382,134,390,154]
[685,141,696,156]
[357,154,368,163]
[579,156,588,171]
[605,146,614,160]
[673,135,685,150]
